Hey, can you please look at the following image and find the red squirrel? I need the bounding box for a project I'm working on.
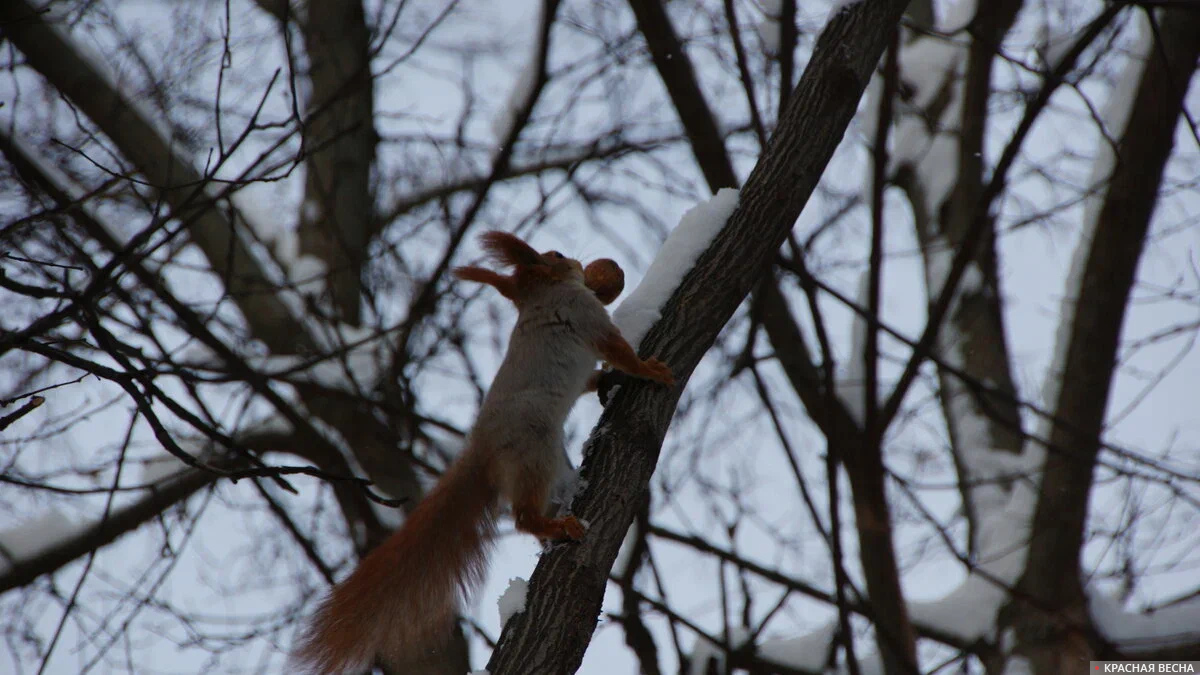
[296,231,673,673]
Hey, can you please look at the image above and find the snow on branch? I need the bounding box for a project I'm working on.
[827,0,867,22]
[828,487,1039,668]
[756,0,783,54]
[861,0,976,228]
[1090,590,1200,654]
[0,509,88,576]
[757,620,837,673]
[904,435,1044,643]
[835,272,872,424]
[1042,10,1151,429]
[613,188,740,349]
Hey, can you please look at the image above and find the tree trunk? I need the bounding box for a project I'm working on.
[1007,9,1200,674]
[486,3,910,672]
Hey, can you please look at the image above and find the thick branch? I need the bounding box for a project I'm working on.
[1006,9,1200,674]
[0,452,239,594]
[890,0,1025,548]
[486,4,909,672]
[297,0,377,323]
[1019,6,1200,613]
[627,3,920,668]
[626,0,738,189]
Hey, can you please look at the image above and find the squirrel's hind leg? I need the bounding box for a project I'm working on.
[512,472,586,541]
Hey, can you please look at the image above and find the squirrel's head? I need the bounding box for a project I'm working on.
[465,231,624,304]
[533,249,586,284]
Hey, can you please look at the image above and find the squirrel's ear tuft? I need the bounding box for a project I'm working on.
[452,266,484,281]
[479,231,542,268]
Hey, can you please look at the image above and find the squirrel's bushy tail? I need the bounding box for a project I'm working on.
[296,454,498,673]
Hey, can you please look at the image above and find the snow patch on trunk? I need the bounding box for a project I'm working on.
[498,576,529,626]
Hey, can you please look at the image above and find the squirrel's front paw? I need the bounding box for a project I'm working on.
[643,358,675,386]
[559,515,587,541]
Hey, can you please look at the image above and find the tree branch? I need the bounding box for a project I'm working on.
[297,0,377,323]
[1013,11,1200,670]
[486,4,909,672]
[0,455,231,594]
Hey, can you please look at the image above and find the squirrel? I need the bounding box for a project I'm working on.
[296,231,674,673]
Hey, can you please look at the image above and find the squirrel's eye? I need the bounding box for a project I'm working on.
[546,251,565,259]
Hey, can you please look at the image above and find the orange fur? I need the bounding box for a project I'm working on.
[296,457,498,673]
[511,462,587,541]
[479,230,542,268]
[454,265,517,300]
[460,237,624,310]
[596,330,674,386]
